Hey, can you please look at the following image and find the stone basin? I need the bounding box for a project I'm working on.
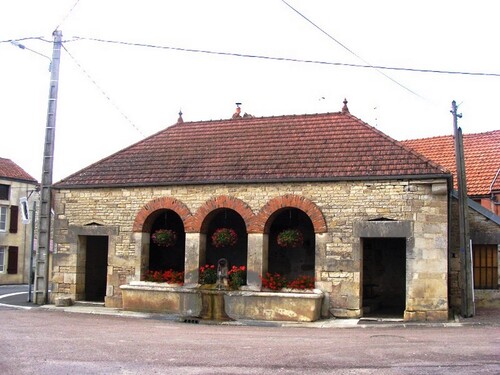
[121,282,324,322]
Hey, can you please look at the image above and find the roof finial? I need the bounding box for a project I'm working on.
[232,102,242,119]
[342,98,349,114]
[177,110,184,124]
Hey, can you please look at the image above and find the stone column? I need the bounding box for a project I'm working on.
[184,232,205,286]
[133,232,148,280]
[246,233,268,290]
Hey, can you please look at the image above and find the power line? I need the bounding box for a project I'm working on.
[69,36,500,78]
[281,0,423,98]
[54,0,81,31]
[0,37,47,44]
[62,43,145,137]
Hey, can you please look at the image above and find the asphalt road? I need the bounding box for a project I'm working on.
[1,285,499,374]
[0,284,34,308]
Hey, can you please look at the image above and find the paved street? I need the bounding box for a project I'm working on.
[1,285,499,374]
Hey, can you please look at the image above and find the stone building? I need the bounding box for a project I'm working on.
[403,131,500,308]
[0,157,38,284]
[51,103,452,321]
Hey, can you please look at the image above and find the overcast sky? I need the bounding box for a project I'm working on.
[1,0,499,182]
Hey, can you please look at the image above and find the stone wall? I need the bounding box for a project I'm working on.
[52,178,449,320]
[449,199,500,311]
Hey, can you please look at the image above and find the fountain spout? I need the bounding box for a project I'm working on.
[216,258,229,290]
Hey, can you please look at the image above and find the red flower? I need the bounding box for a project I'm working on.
[228,265,247,289]
[143,269,184,284]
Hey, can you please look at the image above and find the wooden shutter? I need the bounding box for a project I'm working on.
[9,205,18,233]
[7,246,18,274]
[473,244,498,289]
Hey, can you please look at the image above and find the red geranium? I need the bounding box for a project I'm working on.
[143,269,184,285]
[228,265,247,289]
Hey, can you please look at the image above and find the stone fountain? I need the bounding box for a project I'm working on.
[199,258,232,321]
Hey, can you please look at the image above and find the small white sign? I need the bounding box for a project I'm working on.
[20,197,30,224]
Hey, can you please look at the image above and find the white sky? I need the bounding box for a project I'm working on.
[1,0,499,182]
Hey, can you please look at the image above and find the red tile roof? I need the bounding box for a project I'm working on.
[56,111,449,188]
[402,130,500,197]
[0,157,37,183]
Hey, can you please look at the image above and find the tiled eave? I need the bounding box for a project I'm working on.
[53,173,452,190]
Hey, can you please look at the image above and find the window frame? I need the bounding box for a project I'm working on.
[0,184,9,200]
[0,206,7,232]
[0,246,6,273]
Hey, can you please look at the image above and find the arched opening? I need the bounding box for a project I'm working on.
[204,208,247,270]
[268,208,315,280]
[149,209,185,272]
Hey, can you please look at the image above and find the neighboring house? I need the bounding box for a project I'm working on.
[0,158,38,285]
[52,102,454,321]
[402,131,500,307]
[402,130,500,215]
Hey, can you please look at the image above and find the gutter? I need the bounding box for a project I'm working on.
[53,173,452,190]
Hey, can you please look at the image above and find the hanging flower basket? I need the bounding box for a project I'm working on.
[151,229,177,248]
[211,227,238,248]
[277,228,304,248]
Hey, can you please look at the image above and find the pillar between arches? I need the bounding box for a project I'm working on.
[246,233,268,290]
[184,232,206,286]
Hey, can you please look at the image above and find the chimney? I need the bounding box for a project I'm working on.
[232,103,242,119]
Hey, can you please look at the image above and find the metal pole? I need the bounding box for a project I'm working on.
[451,100,474,317]
[28,201,36,302]
[33,30,62,305]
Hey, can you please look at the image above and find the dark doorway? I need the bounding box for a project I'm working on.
[362,237,406,318]
[85,236,108,302]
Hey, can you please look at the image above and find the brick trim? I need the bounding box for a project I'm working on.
[191,195,255,233]
[132,197,193,232]
[252,194,327,233]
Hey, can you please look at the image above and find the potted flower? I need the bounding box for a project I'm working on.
[199,264,217,284]
[151,229,177,248]
[143,269,184,285]
[211,227,238,248]
[228,265,247,289]
[277,228,304,248]
[260,272,288,291]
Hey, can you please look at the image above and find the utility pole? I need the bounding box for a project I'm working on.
[451,100,474,317]
[33,30,62,305]
[28,200,36,302]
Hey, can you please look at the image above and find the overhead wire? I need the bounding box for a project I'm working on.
[61,43,145,137]
[281,0,424,99]
[53,0,81,31]
[0,37,48,44]
[68,36,500,78]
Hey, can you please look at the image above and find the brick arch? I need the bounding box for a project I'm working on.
[133,197,193,233]
[251,194,327,234]
[191,195,255,233]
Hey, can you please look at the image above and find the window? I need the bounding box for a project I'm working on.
[0,247,5,273]
[7,247,18,274]
[473,244,498,289]
[0,184,9,200]
[0,206,7,232]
